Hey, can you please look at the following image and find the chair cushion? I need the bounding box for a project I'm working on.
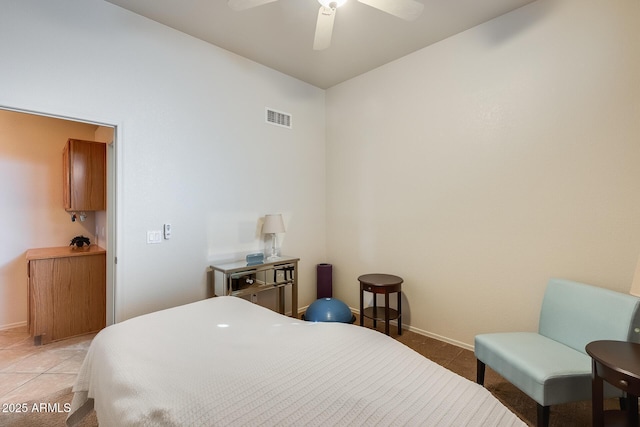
[474,332,622,406]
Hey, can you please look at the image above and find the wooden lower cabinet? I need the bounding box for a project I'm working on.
[26,246,106,345]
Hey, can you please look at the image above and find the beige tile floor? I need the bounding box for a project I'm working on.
[0,326,94,406]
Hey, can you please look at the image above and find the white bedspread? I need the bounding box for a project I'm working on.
[67,296,524,426]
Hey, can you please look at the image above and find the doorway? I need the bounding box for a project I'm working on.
[0,106,117,329]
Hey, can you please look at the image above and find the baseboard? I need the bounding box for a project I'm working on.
[0,320,27,331]
[404,324,474,351]
[349,307,473,352]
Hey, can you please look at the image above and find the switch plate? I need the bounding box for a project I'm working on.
[147,230,162,244]
[163,223,171,240]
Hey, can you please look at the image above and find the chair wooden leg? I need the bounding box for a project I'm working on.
[536,404,549,427]
[476,359,485,385]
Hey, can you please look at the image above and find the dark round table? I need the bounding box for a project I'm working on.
[358,273,403,336]
[586,340,640,427]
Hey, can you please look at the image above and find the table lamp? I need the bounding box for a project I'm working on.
[630,255,640,297]
[263,214,285,261]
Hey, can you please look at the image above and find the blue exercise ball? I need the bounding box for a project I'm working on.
[304,298,354,323]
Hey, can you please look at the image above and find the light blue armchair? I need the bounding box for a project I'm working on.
[475,278,640,427]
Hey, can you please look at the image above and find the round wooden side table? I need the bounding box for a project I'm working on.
[358,273,403,336]
[586,340,640,427]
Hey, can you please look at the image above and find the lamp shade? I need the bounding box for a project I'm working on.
[630,255,640,297]
[262,214,285,234]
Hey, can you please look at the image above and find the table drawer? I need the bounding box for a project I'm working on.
[361,284,402,294]
[596,361,640,396]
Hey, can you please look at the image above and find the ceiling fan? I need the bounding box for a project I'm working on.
[228,0,424,51]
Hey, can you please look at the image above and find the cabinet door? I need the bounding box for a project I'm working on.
[29,259,55,342]
[51,254,106,342]
[65,139,106,211]
[29,254,106,344]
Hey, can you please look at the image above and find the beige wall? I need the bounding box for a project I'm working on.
[0,110,100,328]
[326,0,640,348]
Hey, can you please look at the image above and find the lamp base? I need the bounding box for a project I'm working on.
[267,233,280,262]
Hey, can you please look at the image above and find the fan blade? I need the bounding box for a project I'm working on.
[358,0,424,21]
[313,6,336,51]
[228,0,278,11]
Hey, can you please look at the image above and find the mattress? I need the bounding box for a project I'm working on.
[67,296,525,426]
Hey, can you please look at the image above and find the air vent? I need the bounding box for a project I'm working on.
[266,108,292,129]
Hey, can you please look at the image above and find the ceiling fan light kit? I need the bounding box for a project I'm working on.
[228,0,424,50]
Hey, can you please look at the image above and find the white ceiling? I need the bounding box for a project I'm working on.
[104,0,536,89]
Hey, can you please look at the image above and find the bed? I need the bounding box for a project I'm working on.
[67,296,525,426]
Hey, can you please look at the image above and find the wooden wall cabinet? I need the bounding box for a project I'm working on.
[26,246,106,345]
[63,138,106,211]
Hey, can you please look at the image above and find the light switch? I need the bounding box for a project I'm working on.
[147,230,162,244]
[164,223,171,239]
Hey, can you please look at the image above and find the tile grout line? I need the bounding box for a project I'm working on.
[0,328,93,403]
